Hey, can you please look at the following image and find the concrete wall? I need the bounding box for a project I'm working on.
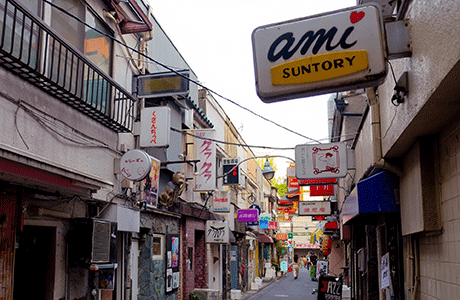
[349,1,460,299]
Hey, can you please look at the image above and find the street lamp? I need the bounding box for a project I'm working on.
[217,155,295,181]
[262,159,275,180]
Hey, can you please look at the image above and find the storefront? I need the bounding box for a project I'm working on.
[341,171,404,300]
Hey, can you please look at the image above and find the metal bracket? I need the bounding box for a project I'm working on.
[385,20,411,60]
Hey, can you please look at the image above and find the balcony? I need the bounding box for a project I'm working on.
[0,0,136,132]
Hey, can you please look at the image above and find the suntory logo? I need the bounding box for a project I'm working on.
[252,4,386,102]
[269,10,368,85]
[271,50,368,84]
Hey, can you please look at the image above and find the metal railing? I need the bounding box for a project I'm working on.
[0,0,136,132]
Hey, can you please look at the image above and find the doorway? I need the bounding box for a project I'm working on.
[13,225,56,300]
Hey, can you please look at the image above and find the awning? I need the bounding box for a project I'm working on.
[342,171,399,225]
[256,233,274,244]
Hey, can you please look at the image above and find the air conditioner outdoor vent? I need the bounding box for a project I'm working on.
[91,220,111,263]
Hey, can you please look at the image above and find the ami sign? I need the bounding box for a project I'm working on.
[252,4,386,103]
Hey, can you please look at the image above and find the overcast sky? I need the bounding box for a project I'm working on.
[148,0,357,178]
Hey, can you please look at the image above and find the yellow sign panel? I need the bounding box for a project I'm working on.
[271,50,368,85]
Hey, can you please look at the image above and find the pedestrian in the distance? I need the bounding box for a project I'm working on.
[300,256,307,269]
[293,254,300,279]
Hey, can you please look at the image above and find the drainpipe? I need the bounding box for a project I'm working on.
[138,4,154,73]
[366,88,401,177]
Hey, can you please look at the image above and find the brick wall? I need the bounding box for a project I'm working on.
[183,218,207,299]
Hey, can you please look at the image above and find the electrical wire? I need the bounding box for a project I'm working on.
[42,0,321,144]
[1,91,122,154]
[172,127,360,151]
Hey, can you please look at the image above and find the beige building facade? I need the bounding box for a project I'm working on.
[333,1,460,299]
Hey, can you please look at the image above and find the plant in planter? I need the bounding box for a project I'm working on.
[189,291,201,300]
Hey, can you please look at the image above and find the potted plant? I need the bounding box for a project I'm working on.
[189,291,201,300]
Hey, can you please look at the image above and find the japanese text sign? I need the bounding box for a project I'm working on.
[298,201,332,216]
[140,106,171,147]
[194,130,216,191]
[276,233,288,240]
[120,149,152,181]
[237,209,258,222]
[212,191,230,213]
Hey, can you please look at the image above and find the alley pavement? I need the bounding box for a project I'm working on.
[242,268,319,300]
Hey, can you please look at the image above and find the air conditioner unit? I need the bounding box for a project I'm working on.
[68,218,117,267]
[193,289,220,300]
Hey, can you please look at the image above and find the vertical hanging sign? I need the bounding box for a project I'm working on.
[194,130,216,191]
[140,106,171,147]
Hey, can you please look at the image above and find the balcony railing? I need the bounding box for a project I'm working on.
[0,0,136,132]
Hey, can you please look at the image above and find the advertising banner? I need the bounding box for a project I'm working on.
[194,130,216,191]
[252,4,386,102]
[237,209,258,222]
[144,156,160,207]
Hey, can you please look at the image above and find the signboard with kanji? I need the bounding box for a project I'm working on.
[298,201,332,216]
[194,130,216,191]
[237,209,258,222]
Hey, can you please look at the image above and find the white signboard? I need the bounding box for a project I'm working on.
[194,130,216,191]
[298,201,332,216]
[213,191,230,213]
[316,260,329,279]
[206,220,229,244]
[381,252,390,289]
[140,106,171,147]
[252,4,386,103]
[120,149,152,181]
[295,143,348,179]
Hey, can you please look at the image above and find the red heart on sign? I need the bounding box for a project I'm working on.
[350,11,365,23]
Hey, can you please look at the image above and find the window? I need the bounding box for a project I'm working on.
[49,0,113,113]
[152,234,164,260]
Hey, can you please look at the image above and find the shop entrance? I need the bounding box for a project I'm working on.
[14,225,56,300]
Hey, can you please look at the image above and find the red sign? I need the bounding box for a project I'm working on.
[310,185,335,196]
[269,222,278,229]
[289,177,337,188]
[299,178,338,186]
[277,207,297,214]
[325,221,339,230]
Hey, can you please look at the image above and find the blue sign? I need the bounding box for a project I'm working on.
[259,219,269,229]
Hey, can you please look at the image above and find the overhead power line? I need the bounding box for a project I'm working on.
[42,0,322,144]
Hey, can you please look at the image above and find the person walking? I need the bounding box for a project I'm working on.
[309,252,317,280]
[292,254,300,279]
[300,256,307,269]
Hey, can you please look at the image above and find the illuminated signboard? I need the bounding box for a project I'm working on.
[135,70,189,98]
[252,4,386,103]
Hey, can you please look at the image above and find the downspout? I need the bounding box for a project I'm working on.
[138,4,154,73]
[367,88,401,300]
[366,88,401,177]
[103,10,143,74]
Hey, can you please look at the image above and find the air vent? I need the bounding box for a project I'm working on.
[91,220,111,263]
